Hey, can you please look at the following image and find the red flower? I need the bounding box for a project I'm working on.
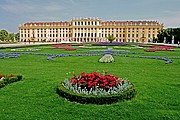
[99,84,104,87]
[8,74,14,78]
[70,78,77,83]
[68,71,123,90]
[81,72,86,77]
[0,74,5,79]
[105,86,109,89]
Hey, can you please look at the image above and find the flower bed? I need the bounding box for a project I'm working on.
[92,42,125,46]
[0,74,23,88]
[11,48,41,52]
[131,56,173,64]
[57,72,136,104]
[0,53,21,59]
[52,44,76,50]
[145,45,175,52]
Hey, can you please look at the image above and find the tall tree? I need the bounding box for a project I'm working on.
[0,30,8,41]
[157,28,180,44]
[106,34,115,43]
[7,33,15,41]
[15,33,20,41]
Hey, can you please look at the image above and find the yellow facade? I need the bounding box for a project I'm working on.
[19,18,163,43]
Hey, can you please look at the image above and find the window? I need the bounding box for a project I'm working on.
[136,34,138,37]
[142,34,144,37]
[128,34,130,37]
[91,33,93,37]
[132,34,134,37]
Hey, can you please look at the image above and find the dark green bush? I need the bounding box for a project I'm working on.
[0,81,5,88]
[57,82,136,104]
[0,75,23,88]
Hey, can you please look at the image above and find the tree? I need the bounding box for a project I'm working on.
[15,33,20,41]
[106,34,115,43]
[0,30,8,41]
[7,33,15,41]
[157,28,180,44]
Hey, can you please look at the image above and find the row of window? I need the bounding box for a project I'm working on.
[21,27,159,33]
[73,21,99,26]
[127,34,155,38]
[22,33,155,38]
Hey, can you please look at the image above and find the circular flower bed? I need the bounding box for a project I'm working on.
[57,72,136,104]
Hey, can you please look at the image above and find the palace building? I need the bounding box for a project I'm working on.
[19,17,163,43]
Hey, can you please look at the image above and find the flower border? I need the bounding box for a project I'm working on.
[57,81,136,104]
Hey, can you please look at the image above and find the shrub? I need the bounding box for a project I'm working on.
[99,54,115,63]
[0,74,23,88]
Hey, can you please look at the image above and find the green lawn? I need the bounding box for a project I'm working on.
[0,45,180,120]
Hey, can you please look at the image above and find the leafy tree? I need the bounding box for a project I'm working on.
[0,30,8,41]
[106,34,115,43]
[15,33,20,41]
[157,28,180,44]
[7,33,15,41]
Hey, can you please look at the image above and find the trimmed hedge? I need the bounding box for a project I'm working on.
[0,74,23,88]
[57,81,136,104]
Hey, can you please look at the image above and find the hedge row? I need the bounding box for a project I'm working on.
[0,75,23,88]
[57,82,136,104]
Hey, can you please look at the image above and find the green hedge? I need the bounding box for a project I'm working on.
[57,82,136,104]
[0,75,23,88]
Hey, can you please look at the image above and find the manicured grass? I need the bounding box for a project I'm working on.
[0,45,180,120]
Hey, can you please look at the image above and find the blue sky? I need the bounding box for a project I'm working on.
[0,0,180,33]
